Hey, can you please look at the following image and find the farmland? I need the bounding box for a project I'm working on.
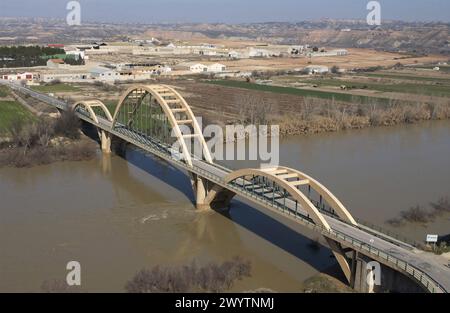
[31,83,80,93]
[0,100,35,133]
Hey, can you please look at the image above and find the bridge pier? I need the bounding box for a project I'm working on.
[351,252,425,293]
[100,130,111,154]
[190,174,235,211]
[193,175,208,210]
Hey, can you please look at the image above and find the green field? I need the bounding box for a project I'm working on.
[0,86,10,98]
[301,78,450,98]
[102,100,118,115]
[363,72,450,84]
[31,83,79,93]
[207,79,391,105]
[0,101,35,134]
[412,65,450,73]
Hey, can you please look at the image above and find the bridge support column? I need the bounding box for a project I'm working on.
[189,174,235,211]
[100,130,111,154]
[325,238,352,284]
[352,253,425,293]
[195,176,208,210]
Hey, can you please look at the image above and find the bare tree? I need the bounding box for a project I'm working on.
[125,256,251,293]
[235,94,275,125]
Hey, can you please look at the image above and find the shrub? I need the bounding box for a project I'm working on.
[400,205,432,224]
[54,110,81,139]
[125,256,251,293]
[1,112,96,168]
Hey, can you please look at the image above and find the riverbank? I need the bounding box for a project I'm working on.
[168,81,450,137]
[0,85,97,168]
[0,110,97,168]
[0,137,97,168]
[277,99,450,136]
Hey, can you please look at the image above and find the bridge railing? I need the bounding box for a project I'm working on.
[327,227,446,293]
[313,201,422,249]
[219,178,447,293]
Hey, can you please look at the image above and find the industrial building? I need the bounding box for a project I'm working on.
[1,72,35,81]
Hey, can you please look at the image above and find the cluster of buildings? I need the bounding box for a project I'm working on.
[131,42,348,60]
[1,62,173,85]
[38,62,173,84]
[0,41,349,86]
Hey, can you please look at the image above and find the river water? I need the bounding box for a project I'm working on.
[1,121,449,292]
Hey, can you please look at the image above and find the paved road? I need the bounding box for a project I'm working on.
[3,79,450,293]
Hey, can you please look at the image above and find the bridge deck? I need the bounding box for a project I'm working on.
[2,80,449,293]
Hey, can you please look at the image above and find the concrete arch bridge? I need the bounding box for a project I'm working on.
[3,80,449,294]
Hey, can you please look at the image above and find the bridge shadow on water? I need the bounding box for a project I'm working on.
[81,123,196,200]
[105,142,340,277]
[80,119,341,278]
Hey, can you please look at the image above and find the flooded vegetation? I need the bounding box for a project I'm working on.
[387,197,450,226]
[0,111,97,168]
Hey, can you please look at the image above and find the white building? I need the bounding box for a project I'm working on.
[309,49,349,57]
[39,72,90,83]
[90,67,120,81]
[249,48,271,58]
[304,65,329,74]
[47,59,65,69]
[189,63,208,73]
[207,63,226,73]
[2,72,35,81]
[66,50,85,60]
[198,49,217,56]
[228,51,242,59]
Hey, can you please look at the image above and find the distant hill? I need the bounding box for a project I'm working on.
[0,18,448,55]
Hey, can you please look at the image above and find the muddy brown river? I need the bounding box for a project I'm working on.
[1,121,449,292]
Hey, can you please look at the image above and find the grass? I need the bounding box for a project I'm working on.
[0,86,10,98]
[412,65,450,73]
[301,78,450,98]
[31,83,79,93]
[0,101,35,134]
[206,79,391,105]
[302,273,354,293]
[102,100,117,115]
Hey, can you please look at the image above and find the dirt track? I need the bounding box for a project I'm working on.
[220,49,447,71]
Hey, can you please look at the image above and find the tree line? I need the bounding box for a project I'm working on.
[0,45,66,68]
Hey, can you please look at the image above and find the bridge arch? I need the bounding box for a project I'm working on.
[222,167,331,230]
[220,166,357,227]
[111,84,213,167]
[275,166,357,226]
[73,100,113,153]
[215,166,357,282]
[72,100,113,124]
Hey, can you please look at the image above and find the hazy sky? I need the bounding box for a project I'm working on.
[0,0,449,23]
